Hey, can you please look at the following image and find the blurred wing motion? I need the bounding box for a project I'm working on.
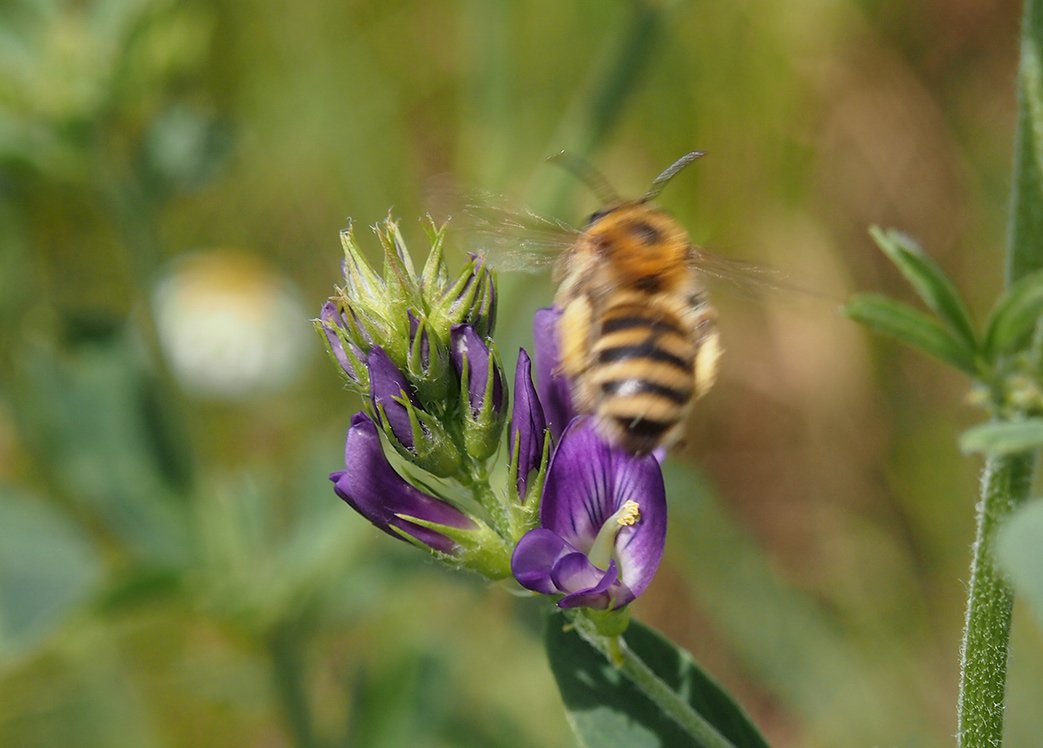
[427,179,576,272]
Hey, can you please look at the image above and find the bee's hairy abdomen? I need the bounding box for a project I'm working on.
[588,300,697,453]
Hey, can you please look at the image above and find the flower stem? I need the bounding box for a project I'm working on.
[956,1,1043,744]
[575,623,734,748]
[958,454,1035,745]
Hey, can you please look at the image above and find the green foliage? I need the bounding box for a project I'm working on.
[961,419,1043,455]
[998,499,1043,629]
[844,292,979,375]
[0,488,102,659]
[546,617,768,748]
[983,270,1043,359]
[869,227,979,351]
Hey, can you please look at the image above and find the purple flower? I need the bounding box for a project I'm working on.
[509,348,547,502]
[330,413,477,554]
[368,347,420,450]
[532,307,578,441]
[317,300,367,387]
[511,418,667,609]
[450,324,507,460]
[451,325,505,414]
[367,346,461,476]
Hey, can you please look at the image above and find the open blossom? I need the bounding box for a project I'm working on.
[511,418,667,609]
[330,413,477,554]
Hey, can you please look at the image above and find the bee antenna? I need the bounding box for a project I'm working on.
[643,151,704,202]
[547,150,621,205]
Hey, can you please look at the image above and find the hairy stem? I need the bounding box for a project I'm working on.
[958,454,1035,746]
[958,1,1043,743]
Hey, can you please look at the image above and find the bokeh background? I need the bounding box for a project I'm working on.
[2,0,1040,746]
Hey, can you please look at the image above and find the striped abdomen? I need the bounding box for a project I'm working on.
[587,298,706,454]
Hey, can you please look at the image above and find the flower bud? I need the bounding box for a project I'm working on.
[429,255,497,341]
[508,348,549,506]
[450,325,507,461]
[316,299,368,389]
[332,413,476,555]
[405,310,452,404]
[368,347,461,477]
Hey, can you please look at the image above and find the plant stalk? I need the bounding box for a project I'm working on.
[575,624,734,748]
[958,1,1043,742]
[957,453,1035,746]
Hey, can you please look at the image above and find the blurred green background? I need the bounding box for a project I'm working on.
[1,0,1040,746]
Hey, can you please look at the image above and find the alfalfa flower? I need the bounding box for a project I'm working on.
[511,418,666,610]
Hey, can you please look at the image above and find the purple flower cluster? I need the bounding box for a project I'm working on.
[318,217,667,611]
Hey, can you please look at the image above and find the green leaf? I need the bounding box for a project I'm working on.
[982,269,1043,359]
[998,499,1043,630]
[844,293,978,374]
[960,419,1043,455]
[869,226,978,350]
[0,487,102,659]
[14,326,191,564]
[546,616,768,748]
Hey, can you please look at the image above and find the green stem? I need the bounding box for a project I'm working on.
[956,1,1043,744]
[958,454,1035,746]
[575,624,734,748]
[1006,0,1043,284]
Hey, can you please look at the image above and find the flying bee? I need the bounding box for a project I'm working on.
[550,151,720,454]
[442,151,731,454]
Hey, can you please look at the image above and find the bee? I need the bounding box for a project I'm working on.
[552,152,720,454]
[443,151,726,454]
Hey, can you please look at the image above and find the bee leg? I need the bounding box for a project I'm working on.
[692,318,721,399]
[558,296,592,378]
[557,296,598,412]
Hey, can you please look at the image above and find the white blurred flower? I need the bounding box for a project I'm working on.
[152,250,308,398]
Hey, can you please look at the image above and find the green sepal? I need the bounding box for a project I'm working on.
[570,605,632,640]
[507,427,551,541]
[983,269,1043,360]
[339,222,386,312]
[960,418,1043,455]
[428,256,494,341]
[376,214,423,311]
[845,292,979,375]
[372,396,462,478]
[404,312,453,405]
[398,514,513,580]
[312,317,369,391]
[870,226,978,350]
[419,217,450,298]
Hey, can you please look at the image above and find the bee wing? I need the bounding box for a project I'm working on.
[689,246,834,303]
[427,179,577,273]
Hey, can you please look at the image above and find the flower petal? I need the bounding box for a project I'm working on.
[367,347,418,448]
[540,418,666,599]
[509,348,546,500]
[511,528,571,594]
[556,559,629,610]
[532,307,577,440]
[451,324,504,414]
[332,412,475,553]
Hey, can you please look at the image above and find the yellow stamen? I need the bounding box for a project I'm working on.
[616,499,640,527]
[588,499,643,570]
